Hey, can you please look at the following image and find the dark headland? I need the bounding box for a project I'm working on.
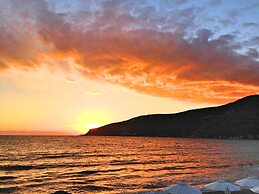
[85,95,259,139]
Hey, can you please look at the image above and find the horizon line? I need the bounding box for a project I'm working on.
[0,130,79,136]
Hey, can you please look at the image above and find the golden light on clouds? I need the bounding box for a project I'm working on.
[1,0,259,135]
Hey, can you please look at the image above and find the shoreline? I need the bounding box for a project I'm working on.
[147,189,256,194]
[203,190,255,194]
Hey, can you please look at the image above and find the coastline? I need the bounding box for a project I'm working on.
[203,190,254,194]
[147,189,256,194]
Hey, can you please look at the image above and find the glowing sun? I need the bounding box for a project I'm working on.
[74,111,110,134]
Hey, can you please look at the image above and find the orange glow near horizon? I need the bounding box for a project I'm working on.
[74,111,111,134]
[0,66,213,135]
[1,0,259,135]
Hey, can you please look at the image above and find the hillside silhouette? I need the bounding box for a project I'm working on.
[86,95,259,139]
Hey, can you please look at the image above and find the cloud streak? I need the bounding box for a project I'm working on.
[0,0,258,103]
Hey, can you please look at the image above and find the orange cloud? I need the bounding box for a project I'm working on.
[0,0,258,104]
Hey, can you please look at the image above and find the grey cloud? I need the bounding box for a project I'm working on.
[247,48,259,59]
[242,22,259,28]
[209,0,221,6]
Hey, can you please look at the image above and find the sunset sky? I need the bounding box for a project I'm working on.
[0,0,259,135]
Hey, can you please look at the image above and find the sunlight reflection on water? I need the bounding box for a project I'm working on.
[0,136,259,193]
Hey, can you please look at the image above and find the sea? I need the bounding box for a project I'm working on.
[0,136,259,194]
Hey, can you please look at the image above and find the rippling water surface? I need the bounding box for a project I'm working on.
[0,136,259,193]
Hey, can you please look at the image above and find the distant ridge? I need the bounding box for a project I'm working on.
[85,95,259,139]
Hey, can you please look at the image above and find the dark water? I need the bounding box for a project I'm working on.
[0,136,259,193]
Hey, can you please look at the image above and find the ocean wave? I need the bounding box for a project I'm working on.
[110,159,173,166]
[0,165,37,171]
[71,185,112,191]
[0,186,19,193]
[77,168,126,175]
[0,176,16,180]
[0,163,102,172]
